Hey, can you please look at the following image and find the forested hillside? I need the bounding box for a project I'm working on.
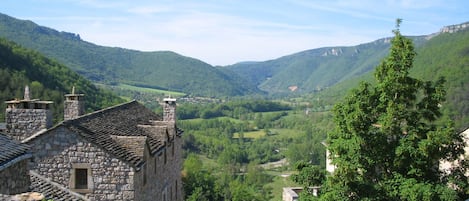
[0,13,261,97]
[412,28,469,130]
[226,36,428,94]
[0,12,437,97]
[308,25,469,130]
[0,37,123,122]
[226,41,391,94]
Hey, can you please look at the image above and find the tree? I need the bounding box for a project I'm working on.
[292,161,326,187]
[182,154,221,201]
[320,19,467,200]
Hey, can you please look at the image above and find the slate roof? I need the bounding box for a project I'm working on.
[61,100,181,170]
[29,171,88,201]
[0,133,31,171]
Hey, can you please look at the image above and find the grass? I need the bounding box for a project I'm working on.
[196,154,219,168]
[180,116,244,124]
[233,128,304,139]
[269,128,304,139]
[266,170,300,201]
[117,83,186,96]
[233,130,266,139]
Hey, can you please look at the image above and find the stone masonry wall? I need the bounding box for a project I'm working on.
[64,100,84,120]
[5,108,52,141]
[163,100,176,122]
[27,127,136,201]
[134,135,183,201]
[0,159,30,195]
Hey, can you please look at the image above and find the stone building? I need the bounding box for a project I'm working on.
[4,86,53,141]
[321,142,336,174]
[440,127,469,176]
[3,87,183,201]
[0,133,31,195]
[282,187,301,201]
[282,187,320,201]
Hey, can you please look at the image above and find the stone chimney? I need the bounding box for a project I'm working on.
[162,97,176,122]
[64,86,85,120]
[5,86,53,141]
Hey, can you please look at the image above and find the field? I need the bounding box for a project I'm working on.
[177,100,330,200]
[233,128,304,139]
[96,83,186,100]
[116,84,186,96]
[233,130,266,138]
[266,171,300,201]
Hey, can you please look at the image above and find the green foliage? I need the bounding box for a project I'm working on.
[411,28,469,130]
[285,126,326,167]
[0,37,123,122]
[177,99,291,120]
[310,23,469,132]
[183,154,221,201]
[182,154,273,201]
[292,161,326,187]
[227,37,393,94]
[321,20,468,200]
[178,99,331,200]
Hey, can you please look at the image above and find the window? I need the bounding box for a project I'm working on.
[70,163,93,193]
[75,168,88,189]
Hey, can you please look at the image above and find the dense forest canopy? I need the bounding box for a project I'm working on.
[0,37,123,122]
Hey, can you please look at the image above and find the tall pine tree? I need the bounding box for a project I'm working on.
[321,19,467,200]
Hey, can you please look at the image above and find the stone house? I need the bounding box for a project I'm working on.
[440,127,469,176]
[282,187,319,201]
[3,87,183,201]
[0,133,31,195]
[282,187,301,201]
[321,142,336,174]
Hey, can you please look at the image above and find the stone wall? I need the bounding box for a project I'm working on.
[134,133,183,201]
[64,99,85,120]
[5,108,52,141]
[282,187,300,201]
[0,159,30,195]
[26,127,136,201]
[162,99,176,122]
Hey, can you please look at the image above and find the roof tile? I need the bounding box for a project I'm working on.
[63,100,178,169]
[0,133,30,170]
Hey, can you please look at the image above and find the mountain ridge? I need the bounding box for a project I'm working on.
[0,37,124,122]
[1,12,469,97]
[0,13,261,97]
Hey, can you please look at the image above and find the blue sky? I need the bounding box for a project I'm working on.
[1,0,468,65]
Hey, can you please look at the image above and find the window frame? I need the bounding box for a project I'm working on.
[70,163,93,193]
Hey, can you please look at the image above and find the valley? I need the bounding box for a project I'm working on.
[1,12,469,200]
